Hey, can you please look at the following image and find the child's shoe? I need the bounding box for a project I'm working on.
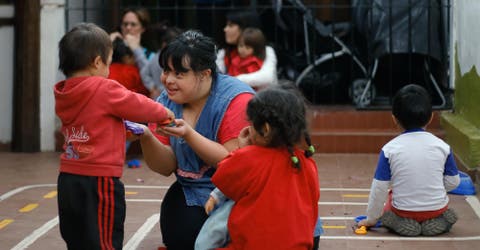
[381,211,421,236]
[421,208,458,235]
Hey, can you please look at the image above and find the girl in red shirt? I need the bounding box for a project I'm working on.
[209,85,320,249]
[227,28,266,79]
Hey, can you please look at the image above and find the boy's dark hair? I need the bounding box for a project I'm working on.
[112,37,133,63]
[247,85,314,168]
[59,23,112,77]
[159,30,217,76]
[392,84,432,130]
[240,27,266,60]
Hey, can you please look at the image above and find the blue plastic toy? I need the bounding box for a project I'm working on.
[448,171,476,195]
[354,215,382,228]
[127,159,141,168]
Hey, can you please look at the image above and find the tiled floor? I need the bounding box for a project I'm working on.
[0,152,479,249]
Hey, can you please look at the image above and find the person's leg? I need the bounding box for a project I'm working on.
[59,174,123,250]
[421,208,458,236]
[195,199,234,249]
[312,236,319,250]
[160,182,208,250]
[380,211,421,236]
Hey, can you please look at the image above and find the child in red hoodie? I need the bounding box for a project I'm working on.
[54,23,174,250]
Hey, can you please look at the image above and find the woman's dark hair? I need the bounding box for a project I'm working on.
[247,85,314,169]
[392,84,432,130]
[224,10,262,56]
[240,27,266,60]
[159,30,217,76]
[121,7,151,29]
[112,37,133,63]
[59,23,112,77]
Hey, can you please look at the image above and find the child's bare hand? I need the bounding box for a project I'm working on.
[204,196,217,215]
[124,33,141,49]
[238,126,252,148]
[164,108,175,123]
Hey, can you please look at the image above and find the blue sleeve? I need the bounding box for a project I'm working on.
[374,150,391,181]
[444,150,459,176]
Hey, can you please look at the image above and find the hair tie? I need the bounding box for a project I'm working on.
[308,145,315,154]
[291,156,299,164]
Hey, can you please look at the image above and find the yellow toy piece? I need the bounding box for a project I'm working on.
[355,225,367,235]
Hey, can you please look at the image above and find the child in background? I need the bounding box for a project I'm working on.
[109,37,150,96]
[196,86,320,249]
[227,28,266,88]
[358,84,460,236]
[54,23,174,249]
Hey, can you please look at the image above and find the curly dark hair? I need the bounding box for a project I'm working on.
[247,84,314,168]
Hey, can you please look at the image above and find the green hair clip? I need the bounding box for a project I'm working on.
[308,145,315,154]
[291,156,299,164]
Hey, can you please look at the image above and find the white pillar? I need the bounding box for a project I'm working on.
[0,5,14,146]
[40,0,65,151]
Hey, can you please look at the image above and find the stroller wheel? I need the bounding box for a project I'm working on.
[350,78,376,107]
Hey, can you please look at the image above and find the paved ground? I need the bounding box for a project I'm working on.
[0,152,479,249]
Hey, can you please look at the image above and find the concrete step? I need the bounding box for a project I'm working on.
[308,106,444,153]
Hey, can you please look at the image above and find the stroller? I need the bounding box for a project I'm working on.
[351,0,450,108]
[271,0,450,108]
[271,0,369,105]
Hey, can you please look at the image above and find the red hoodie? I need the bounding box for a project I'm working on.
[54,76,169,177]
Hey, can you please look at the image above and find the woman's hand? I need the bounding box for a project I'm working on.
[109,31,122,42]
[238,126,252,148]
[204,196,217,215]
[124,33,141,50]
[156,119,193,139]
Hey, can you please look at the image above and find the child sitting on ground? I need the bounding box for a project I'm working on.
[195,85,320,249]
[54,23,174,249]
[358,84,460,236]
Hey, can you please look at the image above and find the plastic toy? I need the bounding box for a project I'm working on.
[159,118,176,127]
[127,159,141,168]
[448,171,476,195]
[124,120,145,137]
[354,215,382,228]
[355,225,367,235]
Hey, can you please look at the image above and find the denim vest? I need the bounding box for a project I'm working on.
[158,74,254,206]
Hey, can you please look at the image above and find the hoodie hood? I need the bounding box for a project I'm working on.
[54,76,102,124]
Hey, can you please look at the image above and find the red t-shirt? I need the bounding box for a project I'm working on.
[152,93,252,145]
[213,145,319,250]
[109,63,150,96]
[227,54,263,76]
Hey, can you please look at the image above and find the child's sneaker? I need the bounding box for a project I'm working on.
[442,208,458,225]
[381,211,421,236]
[421,208,457,235]
[421,217,448,236]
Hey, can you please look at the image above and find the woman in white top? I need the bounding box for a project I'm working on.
[216,10,278,90]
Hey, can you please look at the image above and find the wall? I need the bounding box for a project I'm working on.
[0,4,14,148]
[441,0,480,176]
[40,0,65,151]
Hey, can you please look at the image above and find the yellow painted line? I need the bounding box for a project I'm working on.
[322,225,346,229]
[342,194,369,198]
[19,203,39,212]
[125,191,138,195]
[43,191,57,198]
[0,219,14,229]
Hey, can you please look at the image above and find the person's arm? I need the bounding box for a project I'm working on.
[139,54,159,91]
[158,119,231,166]
[124,33,151,69]
[139,126,177,176]
[235,46,277,88]
[216,49,227,74]
[358,150,391,227]
[443,150,460,191]
[103,79,174,123]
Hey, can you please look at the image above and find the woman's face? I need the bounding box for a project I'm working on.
[160,58,207,105]
[121,12,144,36]
[223,21,242,45]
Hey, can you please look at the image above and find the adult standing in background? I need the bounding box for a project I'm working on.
[216,10,278,90]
